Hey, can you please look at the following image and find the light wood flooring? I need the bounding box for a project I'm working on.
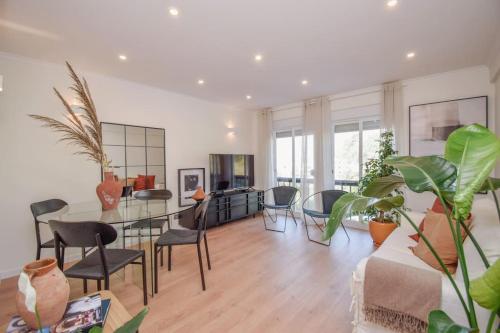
[0,215,374,332]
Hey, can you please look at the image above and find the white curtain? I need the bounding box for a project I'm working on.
[301,97,330,209]
[257,108,275,191]
[382,81,404,152]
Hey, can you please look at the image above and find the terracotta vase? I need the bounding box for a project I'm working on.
[16,258,70,329]
[191,186,206,202]
[96,171,122,210]
[368,220,398,247]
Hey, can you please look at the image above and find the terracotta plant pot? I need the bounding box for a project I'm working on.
[368,220,398,247]
[96,171,123,210]
[16,258,70,329]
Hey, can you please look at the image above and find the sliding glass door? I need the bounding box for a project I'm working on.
[274,129,302,189]
[274,129,315,209]
[333,119,380,193]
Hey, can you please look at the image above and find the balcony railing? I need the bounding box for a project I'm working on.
[275,177,359,193]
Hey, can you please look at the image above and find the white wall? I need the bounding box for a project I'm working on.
[265,66,496,213]
[400,66,495,212]
[0,53,257,277]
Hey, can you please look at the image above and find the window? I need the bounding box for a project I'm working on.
[273,129,315,207]
[333,118,380,193]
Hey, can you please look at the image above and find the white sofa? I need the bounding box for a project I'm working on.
[351,197,500,333]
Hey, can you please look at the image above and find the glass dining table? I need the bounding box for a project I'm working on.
[37,197,194,296]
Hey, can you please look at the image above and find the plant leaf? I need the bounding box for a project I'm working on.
[478,177,500,192]
[114,307,148,333]
[428,310,475,333]
[445,124,500,220]
[322,193,403,240]
[385,156,456,194]
[362,175,405,198]
[88,327,103,333]
[469,259,500,312]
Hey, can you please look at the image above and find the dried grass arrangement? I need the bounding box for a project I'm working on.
[29,62,109,169]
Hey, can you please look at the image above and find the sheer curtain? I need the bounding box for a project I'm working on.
[301,97,329,209]
[382,81,403,152]
[257,108,275,191]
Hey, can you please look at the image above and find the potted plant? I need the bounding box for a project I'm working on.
[29,62,121,210]
[358,131,402,246]
[323,124,500,332]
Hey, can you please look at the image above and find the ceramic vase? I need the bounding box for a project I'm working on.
[191,186,206,202]
[16,258,70,328]
[96,171,122,210]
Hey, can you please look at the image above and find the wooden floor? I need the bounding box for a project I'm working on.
[0,215,374,333]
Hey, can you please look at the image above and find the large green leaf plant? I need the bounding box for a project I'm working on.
[323,124,500,332]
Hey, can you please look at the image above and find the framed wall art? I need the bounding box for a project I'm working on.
[409,96,487,156]
[178,168,205,206]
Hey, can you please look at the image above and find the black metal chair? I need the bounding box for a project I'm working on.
[30,199,68,260]
[262,186,301,233]
[49,220,148,305]
[302,190,350,246]
[123,189,172,265]
[154,197,211,293]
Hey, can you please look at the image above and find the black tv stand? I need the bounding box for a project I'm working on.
[206,189,264,228]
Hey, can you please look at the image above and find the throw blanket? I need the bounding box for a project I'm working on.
[363,256,442,333]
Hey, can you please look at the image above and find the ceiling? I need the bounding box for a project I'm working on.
[1,0,499,109]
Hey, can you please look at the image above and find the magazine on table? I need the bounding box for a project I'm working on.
[6,294,111,333]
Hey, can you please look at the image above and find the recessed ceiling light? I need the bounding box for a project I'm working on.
[169,7,179,16]
[301,80,309,86]
[254,54,263,62]
[118,54,127,61]
[386,0,398,7]
[197,79,205,85]
[406,52,416,59]
[246,95,252,100]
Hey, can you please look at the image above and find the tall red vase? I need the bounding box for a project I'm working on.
[96,171,122,210]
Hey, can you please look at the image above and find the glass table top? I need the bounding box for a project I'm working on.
[37,198,193,224]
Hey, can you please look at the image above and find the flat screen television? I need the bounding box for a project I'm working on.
[209,154,255,192]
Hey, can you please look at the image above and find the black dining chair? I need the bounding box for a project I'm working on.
[30,199,68,260]
[123,189,172,264]
[49,220,148,305]
[262,186,301,233]
[154,197,211,293]
[302,190,350,246]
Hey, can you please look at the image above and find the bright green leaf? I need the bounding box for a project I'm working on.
[428,310,475,333]
[89,327,103,333]
[322,193,404,240]
[114,307,148,333]
[469,259,500,312]
[362,175,405,198]
[445,124,500,220]
[384,156,456,194]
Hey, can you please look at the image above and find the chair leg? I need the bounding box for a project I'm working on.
[138,229,142,250]
[204,234,211,270]
[341,222,350,241]
[82,248,88,293]
[160,226,164,267]
[290,209,298,226]
[154,244,159,294]
[61,246,66,263]
[142,252,148,305]
[97,280,102,291]
[36,246,41,261]
[168,245,172,271]
[104,275,110,290]
[196,243,206,291]
[263,208,286,233]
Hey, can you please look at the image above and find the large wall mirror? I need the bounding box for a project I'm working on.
[101,122,166,190]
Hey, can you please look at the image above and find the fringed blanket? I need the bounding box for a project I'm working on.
[363,257,442,333]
